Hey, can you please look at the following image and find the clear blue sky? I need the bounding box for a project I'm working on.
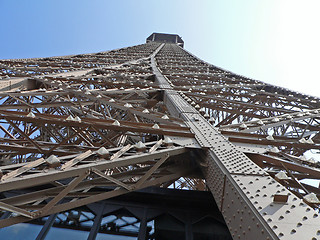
[1,0,320,97]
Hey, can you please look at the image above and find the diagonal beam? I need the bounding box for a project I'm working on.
[4,118,44,153]
[91,168,131,191]
[134,153,169,189]
[149,139,163,153]
[1,158,45,181]
[0,202,34,219]
[60,150,93,171]
[39,171,90,216]
[110,144,132,160]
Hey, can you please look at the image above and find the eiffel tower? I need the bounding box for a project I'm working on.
[0,33,320,240]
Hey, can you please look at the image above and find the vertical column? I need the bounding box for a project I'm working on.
[87,205,104,240]
[35,213,58,240]
[185,213,193,240]
[138,208,148,240]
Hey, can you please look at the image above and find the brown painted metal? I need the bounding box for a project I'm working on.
[0,34,320,239]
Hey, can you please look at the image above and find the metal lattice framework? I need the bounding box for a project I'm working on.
[1,33,320,239]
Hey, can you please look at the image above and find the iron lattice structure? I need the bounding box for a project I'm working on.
[0,33,320,239]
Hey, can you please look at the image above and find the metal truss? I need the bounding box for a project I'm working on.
[29,187,231,240]
[1,33,320,239]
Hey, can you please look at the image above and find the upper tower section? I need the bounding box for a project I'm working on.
[146,33,184,48]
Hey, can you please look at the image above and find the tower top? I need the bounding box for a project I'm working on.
[146,33,184,47]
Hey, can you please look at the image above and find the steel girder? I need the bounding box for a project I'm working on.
[152,43,320,239]
[0,35,320,239]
